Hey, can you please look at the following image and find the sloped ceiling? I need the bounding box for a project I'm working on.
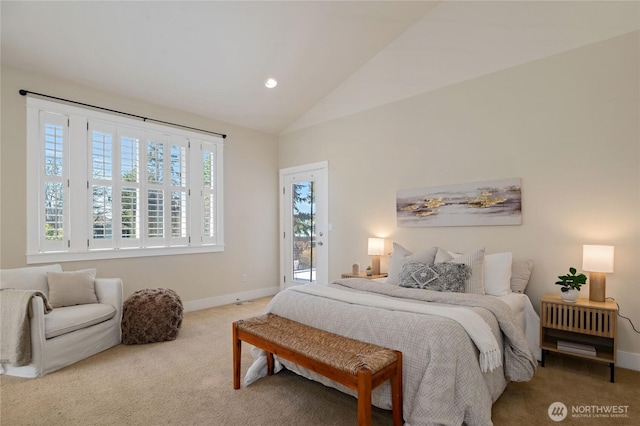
[2,1,638,135]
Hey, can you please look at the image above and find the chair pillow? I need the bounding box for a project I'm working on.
[47,269,98,308]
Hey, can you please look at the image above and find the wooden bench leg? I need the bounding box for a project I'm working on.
[357,369,373,426]
[233,323,242,389]
[391,352,403,426]
[266,352,274,376]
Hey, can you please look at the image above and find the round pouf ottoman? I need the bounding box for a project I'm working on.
[122,288,183,345]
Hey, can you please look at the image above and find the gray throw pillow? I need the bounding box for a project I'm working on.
[399,262,471,292]
[398,262,424,289]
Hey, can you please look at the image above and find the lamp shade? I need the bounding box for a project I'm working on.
[367,238,385,256]
[582,245,614,273]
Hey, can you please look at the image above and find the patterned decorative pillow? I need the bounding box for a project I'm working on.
[399,262,471,292]
[398,262,425,288]
[434,247,486,294]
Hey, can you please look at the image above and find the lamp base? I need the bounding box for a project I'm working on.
[589,272,606,302]
[371,256,381,276]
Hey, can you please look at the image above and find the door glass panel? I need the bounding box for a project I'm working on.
[292,180,315,282]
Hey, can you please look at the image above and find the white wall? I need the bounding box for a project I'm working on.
[279,33,640,364]
[1,65,281,307]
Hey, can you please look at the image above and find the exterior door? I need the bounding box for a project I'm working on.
[280,162,328,289]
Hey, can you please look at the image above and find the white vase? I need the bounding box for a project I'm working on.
[561,289,580,302]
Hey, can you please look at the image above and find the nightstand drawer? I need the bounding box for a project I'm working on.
[541,301,615,338]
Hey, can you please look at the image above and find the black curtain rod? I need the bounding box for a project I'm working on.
[19,89,227,139]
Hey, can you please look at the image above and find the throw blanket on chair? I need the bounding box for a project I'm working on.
[0,289,53,366]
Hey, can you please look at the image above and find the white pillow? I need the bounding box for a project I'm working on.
[47,269,98,308]
[435,247,486,294]
[483,252,513,297]
[386,242,437,286]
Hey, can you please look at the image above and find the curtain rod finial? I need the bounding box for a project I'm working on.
[19,89,28,96]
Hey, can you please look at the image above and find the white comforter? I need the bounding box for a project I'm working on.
[249,279,537,425]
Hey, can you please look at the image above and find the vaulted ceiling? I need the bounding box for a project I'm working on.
[2,1,638,135]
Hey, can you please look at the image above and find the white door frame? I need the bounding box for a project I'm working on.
[279,161,328,290]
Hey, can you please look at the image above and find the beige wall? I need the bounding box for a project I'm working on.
[279,33,640,360]
[1,65,280,304]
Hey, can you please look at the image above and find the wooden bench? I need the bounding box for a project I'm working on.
[233,313,403,426]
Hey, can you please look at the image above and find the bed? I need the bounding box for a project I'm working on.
[245,245,539,426]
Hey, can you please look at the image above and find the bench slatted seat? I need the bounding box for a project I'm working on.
[233,313,403,426]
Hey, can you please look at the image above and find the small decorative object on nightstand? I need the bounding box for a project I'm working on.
[352,263,360,275]
[555,267,587,303]
[341,272,388,280]
[540,293,617,382]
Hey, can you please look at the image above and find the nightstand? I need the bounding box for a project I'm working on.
[341,273,388,280]
[540,293,617,382]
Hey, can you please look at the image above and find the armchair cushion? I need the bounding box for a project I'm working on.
[45,303,116,339]
[46,269,98,308]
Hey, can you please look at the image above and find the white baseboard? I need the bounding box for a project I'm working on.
[617,350,640,372]
[183,286,279,313]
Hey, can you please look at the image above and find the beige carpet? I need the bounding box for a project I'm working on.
[1,297,638,425]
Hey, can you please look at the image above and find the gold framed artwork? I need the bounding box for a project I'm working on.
[397,178,522,227]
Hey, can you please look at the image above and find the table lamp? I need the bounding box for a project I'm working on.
[368,238,385,276]
[582,245,614,302]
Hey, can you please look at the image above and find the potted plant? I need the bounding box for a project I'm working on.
[555,267,587,302]
[365,266,373,276]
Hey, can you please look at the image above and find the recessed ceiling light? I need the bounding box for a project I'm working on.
[265,78,278,89]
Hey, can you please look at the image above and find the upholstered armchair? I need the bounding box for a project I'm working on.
[0,264,123,378]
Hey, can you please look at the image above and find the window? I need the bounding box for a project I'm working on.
[26,97,224,263]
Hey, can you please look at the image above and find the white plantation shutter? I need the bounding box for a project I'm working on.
[200,141,219,245]
[168,137,189,246]
[144,132,168,246]
[119,126,143,248]
[26,97,224,263]
[39,111,69,253]
[88,120,116,249]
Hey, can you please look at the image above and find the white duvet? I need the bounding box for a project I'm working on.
[246,279,537,425]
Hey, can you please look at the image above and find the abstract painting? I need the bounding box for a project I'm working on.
[397,178,522,227]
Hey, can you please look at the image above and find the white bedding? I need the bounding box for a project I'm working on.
[247,279,537,425]
[372,277,542,361]
[494,292,541,360]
